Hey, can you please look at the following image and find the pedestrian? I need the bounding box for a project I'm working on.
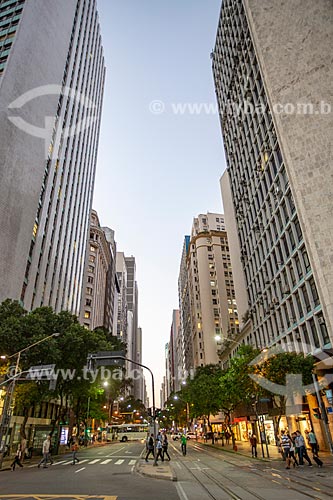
[280,430,292,469]
[305,429,318,454]
[38,435,54,468]
[11,445,23,471]
[71,440,80,465]
[181,434,187,456]
[295,430,312,466]
[145,433,154,462]
[156,438,164,462]
[162,434,171,461]
[289,433,298,467]
[225,431,231,445]
[250,434,258,458]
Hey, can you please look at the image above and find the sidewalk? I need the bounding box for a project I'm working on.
[135,449,176,481]
[195,438,333,465]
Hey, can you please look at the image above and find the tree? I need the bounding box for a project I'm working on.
[184,364,223,435]
[253,351,314,439]
[219,345,260,445]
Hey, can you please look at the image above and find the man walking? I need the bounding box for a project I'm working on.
[156,438,164,462]
[250,434,258,458]
[145,434,154,462]
[11,445,23,471]
[162,434,171,461]
[181,434,187,456]
[305,429,318,454]
[280,430,292,469]
[38,435,53,468]
[71,440,80,465]
[295,430,312,466]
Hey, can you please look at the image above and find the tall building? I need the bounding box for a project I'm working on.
[213,0,332,357]
[114,252,128,340]
[0,0,105,315]
[178,236,193,374]
[178,213,239,371]
[79,210,117,332]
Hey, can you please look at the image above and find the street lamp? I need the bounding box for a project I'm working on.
[0,332,60,469]
[87,353,158,466]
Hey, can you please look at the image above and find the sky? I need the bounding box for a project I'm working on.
[94,0,227,405]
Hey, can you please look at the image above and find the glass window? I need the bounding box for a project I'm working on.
[301,247,311,273]
[295,292,304,318]
[301,285,311,313]
[308,277,320,307]
[295,254,303,279]
[309,317,320,348]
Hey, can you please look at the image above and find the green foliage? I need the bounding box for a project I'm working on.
[0,299,128,433]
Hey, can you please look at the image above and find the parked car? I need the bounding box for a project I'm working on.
[186,432,197,440]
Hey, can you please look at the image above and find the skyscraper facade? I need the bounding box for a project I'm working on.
[0,0,105,315]
[178,213,239,371]
[213,0,332,355]
[79,210,117,332]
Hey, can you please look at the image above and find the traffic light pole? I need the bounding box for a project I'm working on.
[87,354,158,466]
[312,374,333,454]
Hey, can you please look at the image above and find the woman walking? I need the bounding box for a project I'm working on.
[162,434,171,461]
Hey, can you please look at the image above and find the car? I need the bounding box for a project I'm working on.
[172,432,182,441]
[186,432,197,440]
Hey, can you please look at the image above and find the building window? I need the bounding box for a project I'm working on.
[86,287,93,295]
[309,317,320,348]
[89,255,95,263]
[84,311,91,319]
[87,276,94,284]
[90,245,96,252]
[301,285,311,313]
[86,299,92,306]
[301,247,311,273]
[308,277,320,307]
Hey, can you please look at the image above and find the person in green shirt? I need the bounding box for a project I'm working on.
[181,434,187,456]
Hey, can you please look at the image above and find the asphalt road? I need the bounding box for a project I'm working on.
[0,441,179,500]
[1,440,332,500]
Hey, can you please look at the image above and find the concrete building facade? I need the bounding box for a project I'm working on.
[213,0,332,356]
[178,214,239,371]
[0,0,105,315]
[79,210,117,332]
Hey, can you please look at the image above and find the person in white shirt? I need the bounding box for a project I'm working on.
[38,435,54,468]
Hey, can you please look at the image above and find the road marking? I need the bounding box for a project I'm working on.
[88,459,101,464]
[114,459,124,465]
[100,459,112,464]
[175,462,182,469]
[0,496,117,500]
[176,482,189,500]
[77,459,88,464]
[128,459,136,465]
[109,446,125,455]
[52,460,67,466]
[74,467,86,473]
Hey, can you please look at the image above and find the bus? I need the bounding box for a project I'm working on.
[106,423,150,442]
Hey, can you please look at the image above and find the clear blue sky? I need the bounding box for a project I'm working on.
[94,0,227,405]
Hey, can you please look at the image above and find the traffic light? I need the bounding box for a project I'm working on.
[147,407,152,417]
[313,407,321,419]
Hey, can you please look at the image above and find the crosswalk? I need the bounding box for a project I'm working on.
[29,458,137,468]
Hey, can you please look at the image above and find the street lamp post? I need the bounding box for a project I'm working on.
[87,354,158,466]
[0,332,60,469]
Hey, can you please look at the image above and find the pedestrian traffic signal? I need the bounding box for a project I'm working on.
[313,407,321,419]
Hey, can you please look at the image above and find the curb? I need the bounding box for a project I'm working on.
[135,450,177,482]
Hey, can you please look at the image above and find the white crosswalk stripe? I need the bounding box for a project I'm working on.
[46,457,136,467]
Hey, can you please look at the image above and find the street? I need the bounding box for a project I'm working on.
[1,441,332,500]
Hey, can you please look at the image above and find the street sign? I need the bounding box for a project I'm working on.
[88,351,125,367]
[26,364,56,380]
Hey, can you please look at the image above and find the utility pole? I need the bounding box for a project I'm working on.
[87,353,158,466]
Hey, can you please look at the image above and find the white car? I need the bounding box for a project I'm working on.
[186,432,197,440]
